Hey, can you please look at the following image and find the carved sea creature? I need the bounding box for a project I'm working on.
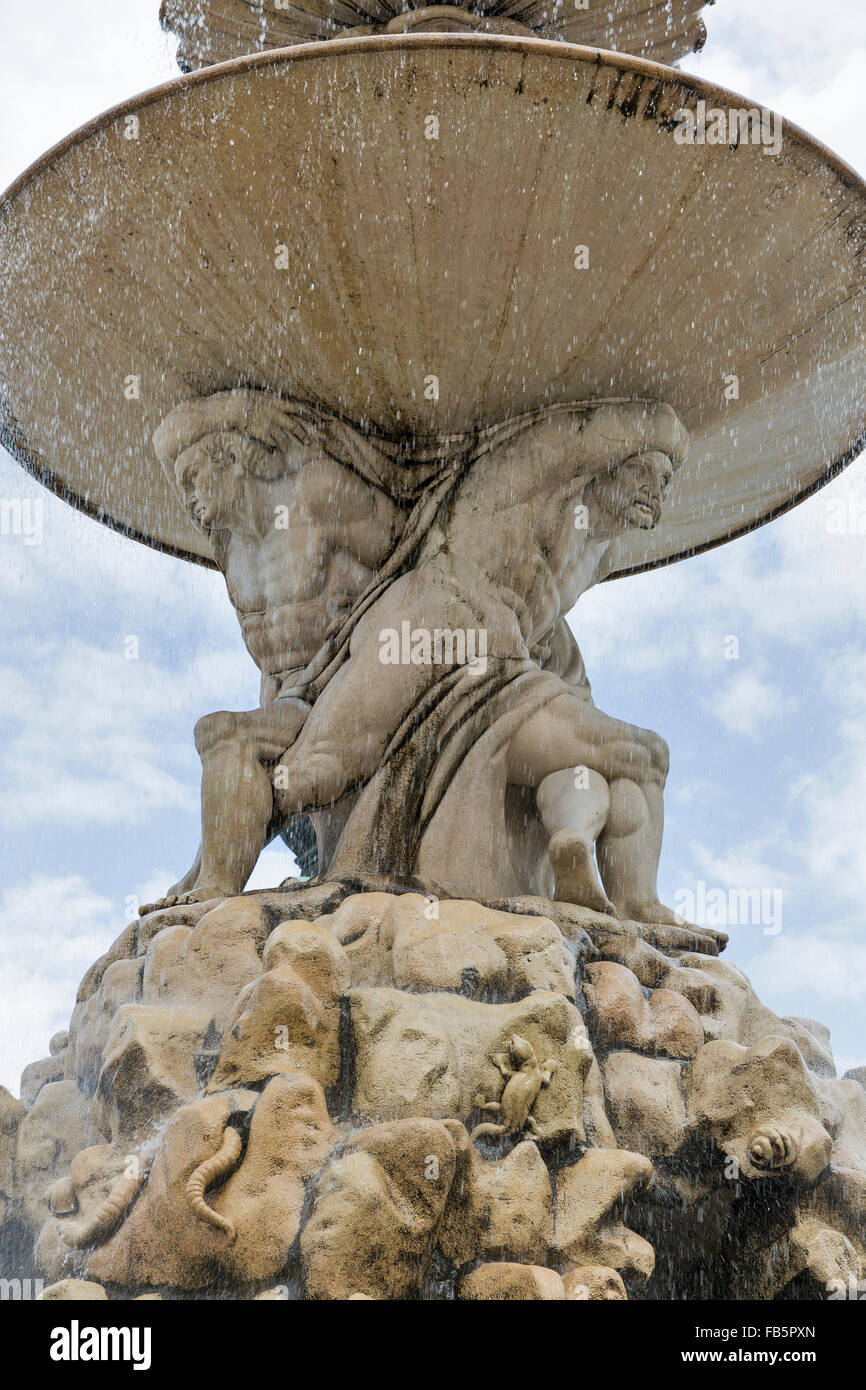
[748,1124,798,1172]
[185,1124,243,1241]
[60,1161,149,1248]
[471,1034,556,1143]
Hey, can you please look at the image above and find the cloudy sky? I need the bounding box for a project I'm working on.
[1,0,866,1092]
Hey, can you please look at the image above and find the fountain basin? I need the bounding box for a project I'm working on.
[1,34,865,576]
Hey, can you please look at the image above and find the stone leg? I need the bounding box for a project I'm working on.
[271,566,493,817]
[535,768,615,914]
[597,776,681,925]
[507,692,678,923]
[143,700,310,911]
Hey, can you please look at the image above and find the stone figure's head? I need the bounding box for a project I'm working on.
[585,400,688,534]
[173,431,280,532]
[153,391,300,536]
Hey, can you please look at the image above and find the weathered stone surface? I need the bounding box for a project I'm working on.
[263,918,351,997]
[52,1076,336,1290]
[76,903,214,1005]
[316,892,574,1001]
[439,1135,553,1266]
[214,1074,338,1284]
[385,895,574,1000]
[0,1086,25,1222]
[592,931,672,988]
[562,1264,628,1300]
[180,898,269,1017]
[20,1054,65,1108]
[65,958,145,1092]
[16,1082,105,1232]
[458,1262,565,1300]
[39,1278,108,1300]
[820,1077,866,1174]
[584,960,703,1059]
[207,960,341,1092]
[5,884,865,1301]
[583,1056,618,1149]
[323,892,399,987]
[660,955,835,1076]
[789,1218,862,1291]
[141,925,192,1004]
[301,1117,461,1300]
[132,898,274,1028]
[350,987,591,1146]
[553,1149,655,1281]
[685,1036,833,1184]
[603,1051,687,1157]
[96,1004,213,1141]
[796,1164,866,1282]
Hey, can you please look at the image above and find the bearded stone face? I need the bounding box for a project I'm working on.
[173,430,272,530]
[592,448,676,531]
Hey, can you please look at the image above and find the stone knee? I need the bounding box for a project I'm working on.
[650,733,669,780]
[604,778,647,839]
[274,737,349,814]
[637,729,669,781]
[194,709,255,759]
[537,767,610,841]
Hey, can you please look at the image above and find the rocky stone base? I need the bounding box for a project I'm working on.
[2,880,864,1300]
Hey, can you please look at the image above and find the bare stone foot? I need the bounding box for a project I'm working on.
[549,830,617,916]
[615,898,729,953]
[617,897,691,928]
[139,884,228,916]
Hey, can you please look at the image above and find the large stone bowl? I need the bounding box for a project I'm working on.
[1,34,865,576]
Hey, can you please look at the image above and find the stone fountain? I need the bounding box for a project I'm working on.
[1,0,865,1302]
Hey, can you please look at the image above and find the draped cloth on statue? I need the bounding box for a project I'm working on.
[326,660,572,898]
[275,399,573,704]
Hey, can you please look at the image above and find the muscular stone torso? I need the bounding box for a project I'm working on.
[220,453,403,686]
[428,428,611,652]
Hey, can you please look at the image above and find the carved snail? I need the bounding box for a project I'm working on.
[747,1123,798,1172]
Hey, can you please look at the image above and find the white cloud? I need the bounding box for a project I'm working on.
[0,634,250,827]
[0,843,302,1095]
[708,669,796,738]
[790,717,866,907]
[0,874,125,1094]
[691,0,866,174]
[750,933,866,1005]
[686,843,793,895]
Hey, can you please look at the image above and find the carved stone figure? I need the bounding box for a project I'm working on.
[147,390,684,922]
[470,1035,557,1143]
[6,0,864,1309]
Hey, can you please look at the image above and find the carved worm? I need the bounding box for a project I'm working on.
[185,1125,243,1241]
[748,1124,797,1171]
[61,1166,148,1248]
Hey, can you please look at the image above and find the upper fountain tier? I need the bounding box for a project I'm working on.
[161,0,713,69]
[1,36,865,577]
